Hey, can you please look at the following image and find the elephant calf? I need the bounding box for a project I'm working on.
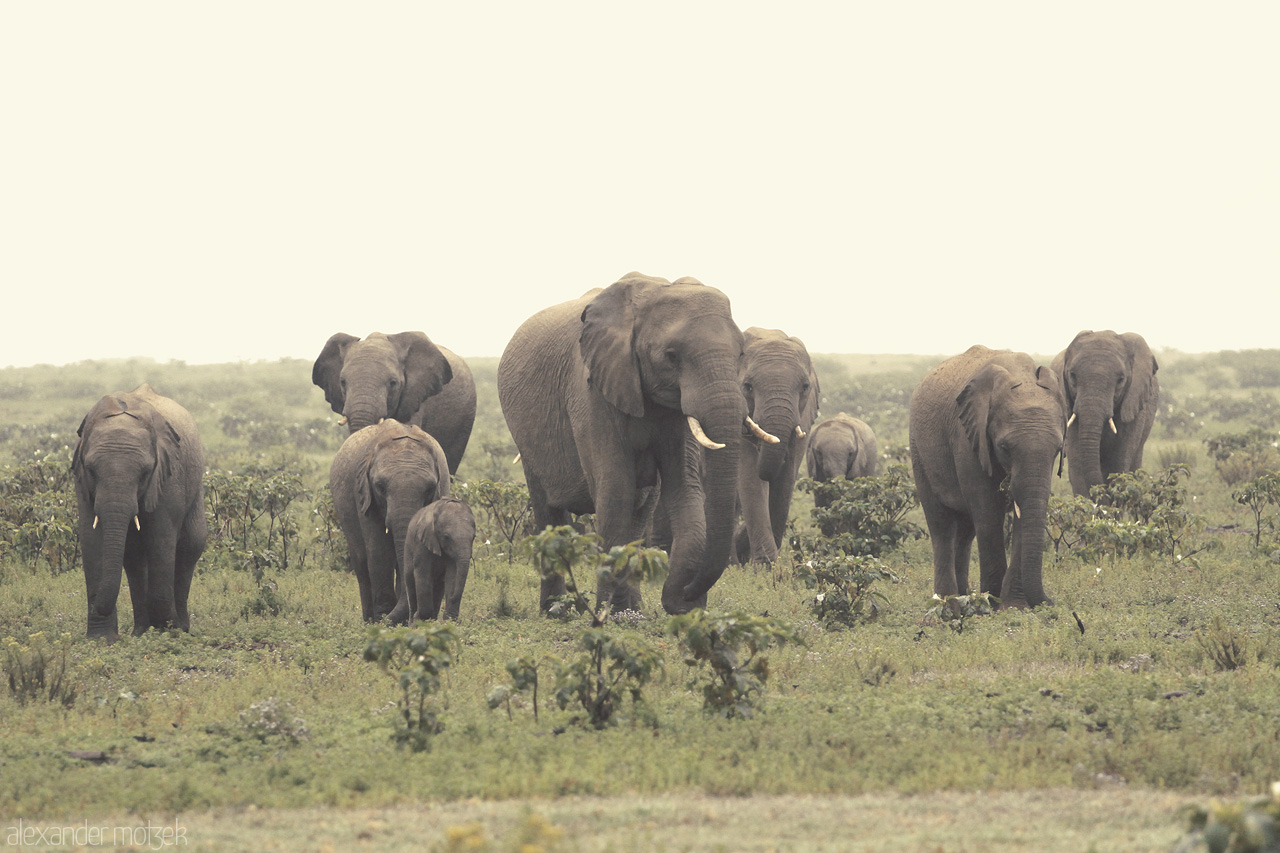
[404,497,476,621]
[804,413,879,507]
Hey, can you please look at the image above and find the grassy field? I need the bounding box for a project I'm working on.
[1,351,1278,851]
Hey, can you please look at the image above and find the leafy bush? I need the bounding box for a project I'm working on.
[667,610,802,719]
[924,593,997,632]
[363,623,460,751]
[456,479,532,563]
[236,697,310,744]
[524,526,667,620]
[1206,428,1280,486]
[0,444,79,574]
[551,627,663,729]
[2,632,78,707]
[1172,784,1280,852]
[793,464,922,560]
[1233,471,1280,550]
[204,458,312,569]
[486,656,541,722]
[794,555,899,628]
[1046,466,1210,564]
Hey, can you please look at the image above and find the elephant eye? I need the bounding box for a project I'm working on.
[663,348,680,365]
[742,381,753,394]
[801,381,811,393]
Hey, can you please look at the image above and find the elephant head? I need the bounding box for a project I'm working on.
[1055,330,1159,495]
[578,274,748,607]
[313,332,453,433]
[739,327,819,481]
[957,362,1066,607]
[72,391,182,636]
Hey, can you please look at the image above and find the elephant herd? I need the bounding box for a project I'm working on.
[68,271,1158,639]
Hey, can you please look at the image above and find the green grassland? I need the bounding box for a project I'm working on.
[2,350,1279,851]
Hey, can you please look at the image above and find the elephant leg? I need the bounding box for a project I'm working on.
[122,532,151,634]
[973,515,1008,598]
[527,473,574,612]
[173,515,204,633]
[922,504,962,597]
[404,559,420,621]
[143,527,183,632]
[594,471,644,612]
[953,514,975,594]
[737,450,777,565]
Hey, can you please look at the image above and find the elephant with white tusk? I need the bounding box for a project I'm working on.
[732,327,819,567]
[909,346,1067,609]
[1051,330,1159,497]
[498,272,750,614]
[72,384,207,640]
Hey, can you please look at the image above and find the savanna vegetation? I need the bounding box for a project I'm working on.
[2,349,1279,852]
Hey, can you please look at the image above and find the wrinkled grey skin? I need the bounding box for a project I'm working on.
[497,272,748,615]
[404,497,476,621]
[732,327,819,565]
[805,413,879,507]
[313,331,476,475]
[909,346,1066,609]
[72,384,206,640]
[1051,330,1159,497]
[330,420,451,624]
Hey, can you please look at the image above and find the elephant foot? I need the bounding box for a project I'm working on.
[385,604,412,625]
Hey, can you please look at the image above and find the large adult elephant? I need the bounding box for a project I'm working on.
[72,384,207,640]
[1051,330,1159,497]
[733,327,819,565]
[497,272,750,614]
[330,420,452,624]
[909,346,1066,609]
[805,413,879,507]
[313,331,476,475]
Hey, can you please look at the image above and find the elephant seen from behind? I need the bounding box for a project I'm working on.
[909,346,1066,609]
[330,420,452,624]
[733,327,818,565]
[498,272,749,615]
[313,331,477,475]
[1051,330,1159,497]
[405,497,476,621]
[72,384,207,640]
[804,413,879,507]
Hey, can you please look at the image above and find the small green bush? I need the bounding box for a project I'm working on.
[794,555,899,628]
[925,593,997,632]
[793,464,923,560]
[363,623,460,751]
[1172,784,1280,852]
[456,479,532,564]
[1233,471,1280,550]
[1206,428,1280,486]
[667,610,802,719]
[2,632,79,707]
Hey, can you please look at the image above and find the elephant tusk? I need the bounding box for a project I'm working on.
[338,416,348,426]
[795,425,807,439]
[512,453,521,465]
[688,416,726,450]
[1014,502,1021,519]
[745,416,781,444]
[1066,412,1076,428]
[1108,417,1117,434]
[93,515,98,530]
[385,527,390,535]
[134,516,141,531]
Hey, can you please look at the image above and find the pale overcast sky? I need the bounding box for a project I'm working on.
[2,3,1276,369]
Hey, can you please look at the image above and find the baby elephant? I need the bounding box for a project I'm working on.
[404,497,476,621]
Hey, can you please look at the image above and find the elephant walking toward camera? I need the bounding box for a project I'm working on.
[72,384,207,640]
[330,420,452,624]
[405,497,476,621]
[313,331,476,474]
[1051,330,1159,497]
[804,413,879,507]
[498,272,750,615]
[732,328,819,565]
[909,346,1066,609]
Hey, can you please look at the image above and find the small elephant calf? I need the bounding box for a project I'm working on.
[404,497,476,621]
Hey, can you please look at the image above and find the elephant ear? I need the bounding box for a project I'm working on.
[801,344,820,424]
[142,415,181,514]
[1036,365,1069,477]
[579,279,645,417]
[419,428,453,500]
[957,364,1011,478]
[313,333,361,414]
[1120,333,1159,423]
[390,332,453,422]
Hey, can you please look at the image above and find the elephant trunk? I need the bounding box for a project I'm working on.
[1007,467,1052,608]
[1070,386,1113,494]
[382,498,421,623]
[343,392,389,434]
[680,393,746,603]
[92,505,136,626]
[445,540,473,620]
[753,401,796,483]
